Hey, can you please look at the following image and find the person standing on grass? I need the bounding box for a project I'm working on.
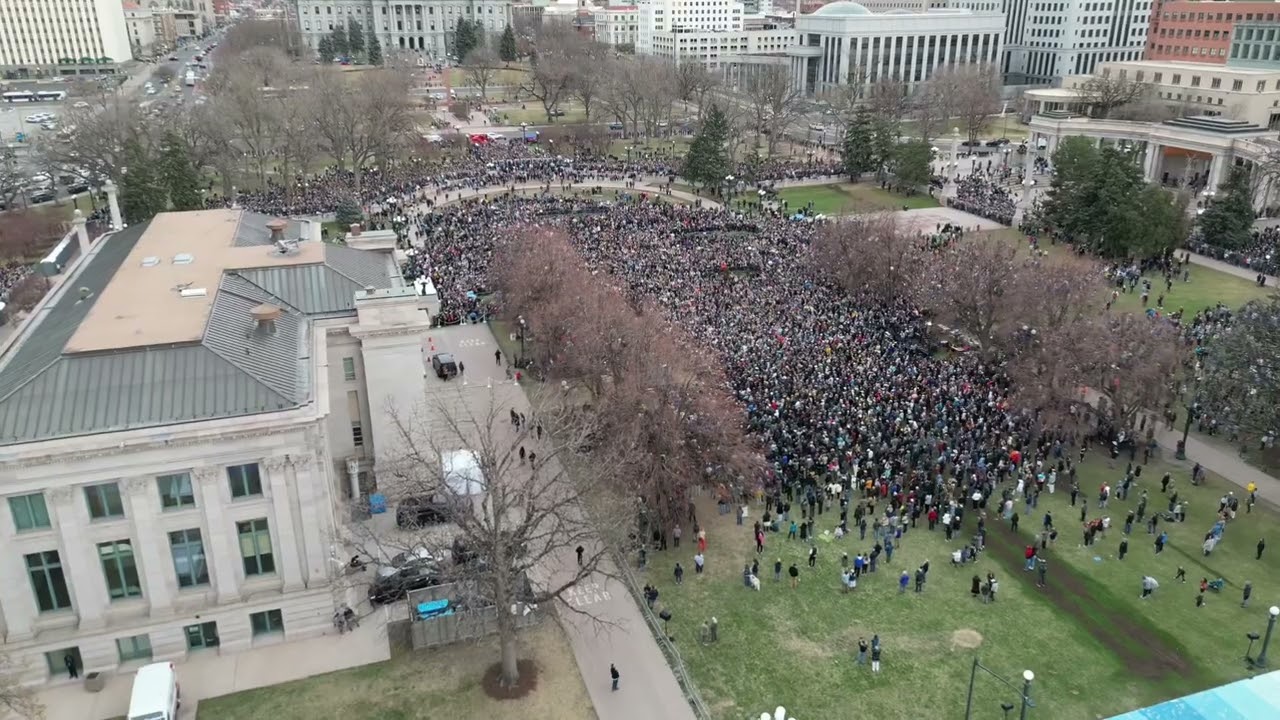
[871,643,882,673]
[674,562,684,585]
[1155,531,1167,554]
[610,664,620,691]
[900,569,910,593]
[774,558,782,582]
[1119,538,1129,560]
[1036,557,1048,588]
[857,638,869,665]
[1258,538,1267,560]
[694,552,705,575]
[808,545,818,568]
[1243,581,1253,608]
[789,563,800,588]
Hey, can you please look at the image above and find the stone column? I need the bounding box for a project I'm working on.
[49,487,109,630]
[264,456,306,592]
[194,467,242,605]
[0,520,39,641]
[1144,143,1162,182]
[72,209,89,258]
[125,477,175,617]
[291,455,332,586]
[1206,153,1226,192]
[103,180,122,231]
[1023,140,1035,181]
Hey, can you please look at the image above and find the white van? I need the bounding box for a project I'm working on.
[128,662,180,720]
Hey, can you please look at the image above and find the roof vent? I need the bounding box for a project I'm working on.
[266,219,288,243]
[173,253,195,265]
[179,288,207,298]
[250,303,283,335]
[140,256,161,267]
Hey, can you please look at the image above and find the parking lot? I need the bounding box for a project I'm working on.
[0,101,68,146]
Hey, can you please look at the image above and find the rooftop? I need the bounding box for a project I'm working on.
[0,209,400,447]
[1106,59,1280,75]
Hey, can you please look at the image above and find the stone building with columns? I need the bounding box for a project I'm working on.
[293,0,514,59]
[0,205,430,686]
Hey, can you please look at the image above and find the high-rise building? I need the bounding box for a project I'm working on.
[1145,0,1280,64]
[0,0,132,78]
[950,0,1153,84]
[293,0,514,59]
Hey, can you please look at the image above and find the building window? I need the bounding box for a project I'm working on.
[169,529,209,588]
[1211,78,1221,89]
[158,473,195,510]
[1154,72,1163,83]
[227,464,262,498]
[342,357,356,381]
[116,634,152,663]
[237,519,275,576]
[1190,76,1200,87]
[1171,74,1182,84]
[26,551,72,612]
[184,621,220,650]
[1234,79,1244,91]
[85,483,125,519]
[99,540,142,600]
[1260,81,1268,93]
[8,493,50,531]
[250,608,285,636]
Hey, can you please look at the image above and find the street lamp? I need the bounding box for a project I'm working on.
[516,315,527,368]
[1255,606,1280,668]
[1019,670,1035,720]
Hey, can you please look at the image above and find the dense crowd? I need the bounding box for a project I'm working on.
[946,175,1017,225]
[406,194,1121,575]
[0,263,32,303]
[232,143,843,218]
[1189,225,1280,276]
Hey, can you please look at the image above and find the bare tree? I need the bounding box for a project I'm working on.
[41,96,152,185]
[867,75,911,130]
[570,46,609,123]
[463,47,502,100]
[949,65,1002,144]
[269,84,322,205]
[1074,73,1145,119]
[910,80,947,144]
[920,232,1024,353]
[0,149,23,209]
[744,65,802,155]
[354,387,631,688]
[309,68,414,193]
[0,653,43,720]
[674,61,718,120]
[205,63,280,187]
[0,209,62,264]
[601,56,653,137]
[811,214,925,303]
[522,25,581,123]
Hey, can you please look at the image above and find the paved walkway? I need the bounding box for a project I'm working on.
[1183,251,1278,286]
[33,613,391,720]
[419,324,698,720]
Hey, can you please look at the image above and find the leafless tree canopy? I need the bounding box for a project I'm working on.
[744,65,802,154]
[1075,74,1145,119]
[356,386,631,688]
[0,653,43,720]
[463,47,502,100]
[811,214,925,303]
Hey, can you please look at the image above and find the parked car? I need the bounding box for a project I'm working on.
[451,532,528,570]
[985,138,1011,147]
[395,496,451,529]
[368,552,444,605]
[431,352,459,380]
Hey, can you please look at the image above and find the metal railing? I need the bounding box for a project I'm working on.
[610,546,713,720]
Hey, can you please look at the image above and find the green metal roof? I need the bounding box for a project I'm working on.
[0,214,397,447]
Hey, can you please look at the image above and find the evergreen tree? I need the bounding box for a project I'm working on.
[869,118,898,179]
[1197,165,1255,250]
[335,195,364,228]
[366,28,383,65]
[160,131,202,211]
[499,25,518,62]
[317,35,335,63]
[454,19,479,61]
[347,20,365,57]
[119,138,165,225]
[682,104,731,189]
[841,106,875,181]
[330,24,350,58]
[889,140,931,194]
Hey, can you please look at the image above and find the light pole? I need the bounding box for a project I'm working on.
[1019,670,1035,720]
[1256,606,1280,668]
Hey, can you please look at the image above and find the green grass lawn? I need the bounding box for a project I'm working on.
[1005,450,1280,698]
[196,621,594,720]
[645,447,1280,720]
[777,183,939,215]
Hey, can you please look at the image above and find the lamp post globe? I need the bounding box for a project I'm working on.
[1257,606,1280,667]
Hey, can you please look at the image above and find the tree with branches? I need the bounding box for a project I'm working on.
[1074,73,1145,119]
[361,387,631,689]
[159,130,203,211]
[1198,164,1255,249]
[0,653,42,720]
[920,232,1024,353]
[949,65,1002,144]
[841,105,875,180]
[744,65,802,155]
[811,214,924,302]
[1199,296,1280,441]
[367,28,384,65]
[500,25,518,63]
[682,104,732,189]
[521,26,578,124]
[463,47,501,100]
[1071,313,1181,434]
[119,138,165,224]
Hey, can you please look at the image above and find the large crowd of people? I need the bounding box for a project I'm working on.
[946,175,1017,225]
[1189,225,1280,277]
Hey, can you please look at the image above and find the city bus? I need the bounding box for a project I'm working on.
[2,91,36,103]
[35,90,67,102]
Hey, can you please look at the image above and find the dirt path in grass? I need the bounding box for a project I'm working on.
[975,514,1190,680]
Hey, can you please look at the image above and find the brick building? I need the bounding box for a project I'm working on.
[1146,0,1280,64]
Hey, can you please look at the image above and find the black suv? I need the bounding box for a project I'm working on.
[432,352,458,379]
[396,496,450,529]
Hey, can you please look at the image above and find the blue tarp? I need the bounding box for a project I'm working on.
[1108,670,1280,720]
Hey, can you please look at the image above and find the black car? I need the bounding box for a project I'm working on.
[452,533,528,569]
[432,352,458,379]
[396,496,450,528]
[985,138,1011,147]
[28,190,54,204]
[367,564,443,605]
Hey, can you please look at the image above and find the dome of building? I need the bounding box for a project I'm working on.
[812,1,873,16]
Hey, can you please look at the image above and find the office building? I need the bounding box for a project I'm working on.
[1146,0,1280,63]
[0,207,434,685]
[293,0,514,58]
[0,0,132,78]
[1229,20,1280,67]
[123,3,160,58]
[775,2,1005,95]
[597,5,641,48]
[950,0,1153,84]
